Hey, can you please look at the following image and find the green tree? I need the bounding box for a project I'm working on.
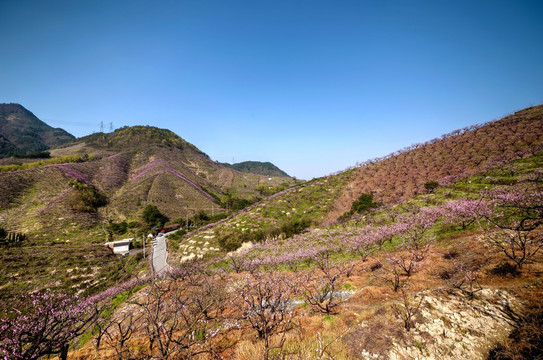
[142,205,169,229]
[349,193,379,215]
[424,181,439,193]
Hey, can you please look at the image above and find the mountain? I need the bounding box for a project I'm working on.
[157,106,543,359]
[0,103,75,157]
[1,125,294,229]
[221,161,290,177]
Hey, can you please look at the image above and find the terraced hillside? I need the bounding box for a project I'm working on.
[0,125,293,300]
[2,126,293,227]
[66,121,543,359]
[326,105,543,222]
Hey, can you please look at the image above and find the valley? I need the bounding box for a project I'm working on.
[0,104,542,359]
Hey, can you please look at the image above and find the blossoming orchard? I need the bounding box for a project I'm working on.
[1,176,541,359]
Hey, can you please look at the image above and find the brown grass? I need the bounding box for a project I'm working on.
[326,105,543,222]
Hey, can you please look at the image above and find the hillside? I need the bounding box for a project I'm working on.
[325,105,543,223]
[1,125,294,223]
[222,160,290,177]
[0,124,294,301]
[156,111,543,359]
[176,105,543,257]
[0,103,75,156]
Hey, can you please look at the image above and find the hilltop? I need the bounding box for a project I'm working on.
[222,160,290,177]
[0,103,75,157]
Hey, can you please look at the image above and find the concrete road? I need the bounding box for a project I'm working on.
[152,233,171,275]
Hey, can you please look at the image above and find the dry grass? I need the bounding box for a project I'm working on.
[63,229,543,360]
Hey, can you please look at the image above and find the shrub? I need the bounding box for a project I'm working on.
[351,193,379,214]
[109,221,128,235]
[490,263,520,277]
[439,269,454,280]
[280,218,311,238]
[341,193,379,218]
[68,179,107,212]
[141,205,169,230]
[218,236,242,252]
[424,181,439,193]
[369,260,383,272]
[167,229,187,241]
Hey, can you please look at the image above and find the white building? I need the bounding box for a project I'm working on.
[105,238,132,255]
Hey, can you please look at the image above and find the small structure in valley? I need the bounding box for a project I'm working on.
[105,238,132,255]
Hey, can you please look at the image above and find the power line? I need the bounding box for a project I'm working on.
[46,119,97,127]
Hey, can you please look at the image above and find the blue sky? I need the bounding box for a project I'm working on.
[1,0,542,179]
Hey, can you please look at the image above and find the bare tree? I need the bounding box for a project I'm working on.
[132,274,225,359]
[102,308,141,359]
[237,272,296,360]
[480,185,543,269]
[301,251,346,315]
[392,289,425,331]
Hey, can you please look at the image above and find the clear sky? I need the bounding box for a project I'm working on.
[1,0,542,179]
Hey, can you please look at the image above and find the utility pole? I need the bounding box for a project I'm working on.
[100,121,104,133]
[109,122,113,132]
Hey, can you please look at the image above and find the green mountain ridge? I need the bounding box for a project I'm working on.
[221,160,290,177]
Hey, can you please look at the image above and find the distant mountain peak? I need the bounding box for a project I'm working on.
[0,103,75,157]
[223,161,290,177]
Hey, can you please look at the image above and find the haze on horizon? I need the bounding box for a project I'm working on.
[1,0,542,179]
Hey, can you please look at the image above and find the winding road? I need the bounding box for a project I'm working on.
[152,233,171,275]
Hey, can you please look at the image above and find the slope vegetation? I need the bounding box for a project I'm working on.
[326,105,543,222]
[2,105,543,359]
[33,120,543,360]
